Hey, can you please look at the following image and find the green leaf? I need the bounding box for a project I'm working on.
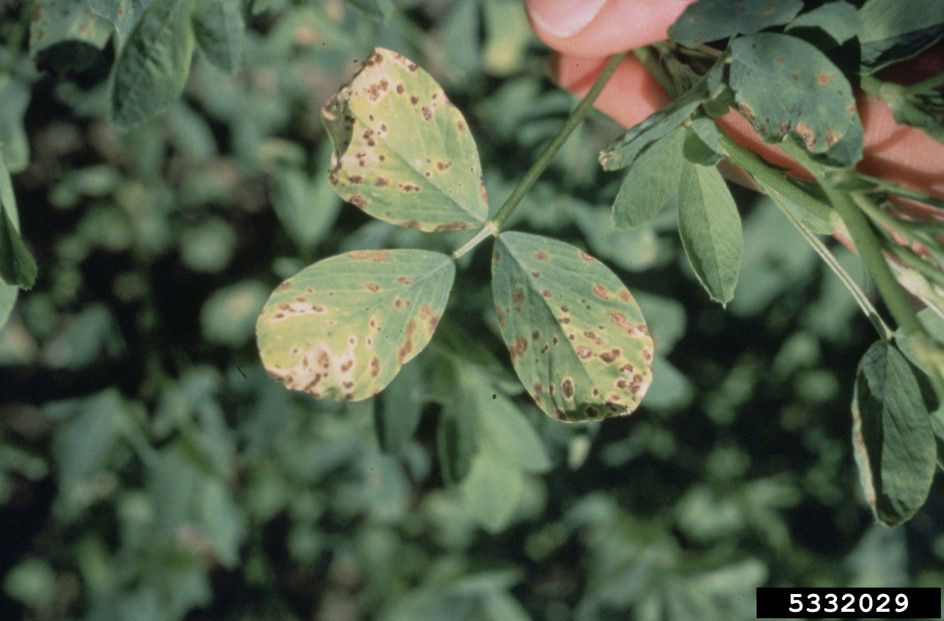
[375,359,426,455]
[729,33,862,165]
[472,377,551,475]
[28,0,112,72]
[269,156,341,253]
[111,0,196,129]
[89,0,154,40]
[858,0,944,70]
[683,120,723,165]
[322,48,488,232]
[786,1,860,45]
[599,63,723,171]
[852,340,936,525]
[461,451,524,533]
[668,0,803,48]
[256,249,455,401]
[0,154,37,291]
[344,0,394,19]
[677,163,742,305]
[0,77,30,173]
[191,0,244,73]
[611,127,687,229]
[491,232,654,422]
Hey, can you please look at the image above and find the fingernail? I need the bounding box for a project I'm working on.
[527,0,607,39]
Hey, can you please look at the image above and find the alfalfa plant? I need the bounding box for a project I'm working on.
[249,0,944,526]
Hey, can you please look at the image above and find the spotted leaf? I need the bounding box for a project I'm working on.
[729,33,862,165]
[491,232,654,422]
[321,47,488,232]
[257,249,454,401]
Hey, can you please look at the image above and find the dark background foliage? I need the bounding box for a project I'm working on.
[0,1,942,619]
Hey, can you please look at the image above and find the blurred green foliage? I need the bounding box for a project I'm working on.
[0,1,942,619]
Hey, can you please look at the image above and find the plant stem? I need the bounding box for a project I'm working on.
[716,134,834,228]
[903,70,944,95]
[780,139,925,336]
[488,51,628,232]
[633,47,677,97]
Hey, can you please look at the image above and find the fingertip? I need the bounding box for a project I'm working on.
[527,0,697,56]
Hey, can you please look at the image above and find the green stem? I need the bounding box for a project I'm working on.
[854,171,944,210]
[489,51,628,231]
[633,46,678,97]
[780,139,924,336]
[890,245,944,289]
[903,71,944,95]
[717,134,834,228]
[853,191,944,253]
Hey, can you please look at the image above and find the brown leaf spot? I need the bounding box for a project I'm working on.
[592,284,609,300]
[509,336,528,361]
[421,106,432,121]
[394,297,403,309]
[576,346,593,359]
[397,276,412,285]
[531,330,540,341]
[366,283,381,292]
[340,358,354,372]
[816,72,834,86]
[436,161,451,171]
[600,350,618,363]
[793,121,816,150]
[496,307,506,326]
[542,289,552,298]
[618,289,631,302]
[375,177,389,186]
[512,287,524,310]
[432,223,468,232]
[351,250,391,262]
[607,310,646,337]
[579,250,594,262]
[535,251,548,261]
[396,83,404,94]
[398,319,416,362]
[410,95,419,105]
[370,356,380,377]
[398,182,421,192]
[456,120,466,132]
[561,377,575,400]
[349,194,367,208]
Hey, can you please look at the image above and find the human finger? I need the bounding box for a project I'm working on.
[525,0,696,57]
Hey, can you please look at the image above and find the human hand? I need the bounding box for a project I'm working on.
[524,0,944,211]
